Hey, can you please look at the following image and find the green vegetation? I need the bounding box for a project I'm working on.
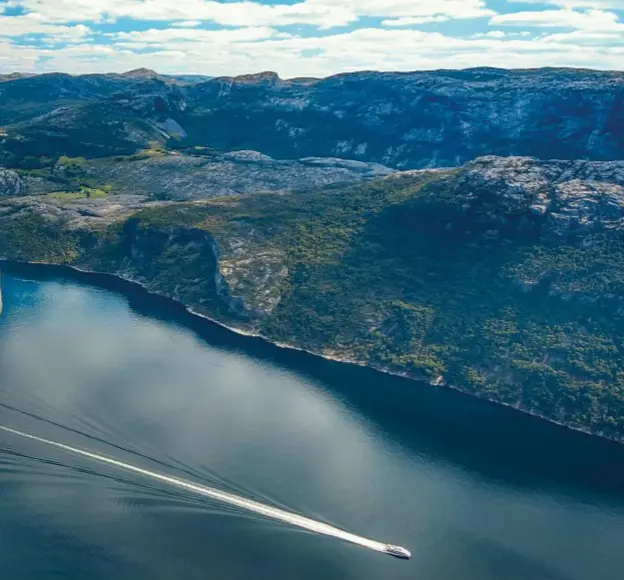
[114,147,168,163]
[57,155,88,170]
[48,187,109,202]
[81,186,110,198]
[3,151,116,196]
[0,211,80,262]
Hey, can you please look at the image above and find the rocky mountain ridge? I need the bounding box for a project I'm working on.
[1,67,623,169]
[0,148,394,200]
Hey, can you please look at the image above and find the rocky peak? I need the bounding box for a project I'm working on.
[418,156,624,241]
[465,156,624,187]
[121,68,159,78]
[231,71,281,85]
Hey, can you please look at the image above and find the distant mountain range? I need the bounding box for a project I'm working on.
[0,68,213,84]
[0,67,622,169]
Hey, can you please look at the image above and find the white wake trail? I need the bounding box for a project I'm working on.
[0,424,409,557]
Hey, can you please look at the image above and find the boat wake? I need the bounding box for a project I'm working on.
[0,423,410,559]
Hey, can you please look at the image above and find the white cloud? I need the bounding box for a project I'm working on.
[18,25,621,79]
[491,8,624,31]
[112,26,280,46]
[9,0,495,28]
[0,40,39,69]
[539,29,624,44]
[382,16,450,27]
[472,30,506,38]
[0,14,90,41]
[510,1,624,8]
[330,0,495,19]
[5,0,108,23]
[170,20,203,28]
[0,0,622,78]
[122,1,356,28]
[7,1,355,27]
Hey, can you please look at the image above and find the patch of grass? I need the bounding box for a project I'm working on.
[121,148,168,162]
[48,191,86,201]
[144,147,166,158]
[48,185,111,201]
[57,155,88,167]
[81,186,109,199]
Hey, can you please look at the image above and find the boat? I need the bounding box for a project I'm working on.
[384,544,412,560]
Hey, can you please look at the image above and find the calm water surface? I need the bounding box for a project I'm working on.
[1,265,624,580]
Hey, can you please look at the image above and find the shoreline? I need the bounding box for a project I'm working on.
[2,258,622,449]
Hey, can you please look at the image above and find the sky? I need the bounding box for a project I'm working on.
[0,0,623,77]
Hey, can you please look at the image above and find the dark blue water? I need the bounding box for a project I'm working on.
[1,265,624,580]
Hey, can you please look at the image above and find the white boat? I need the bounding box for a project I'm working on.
[384,544,412,560]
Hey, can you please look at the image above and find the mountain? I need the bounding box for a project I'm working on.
[1,67,624,444]
[1,155,623,442]
[1,67,623,168]
[0,73,35,82]
[120,68,162,78]
[179,68,624,168]
[120,68,212,84]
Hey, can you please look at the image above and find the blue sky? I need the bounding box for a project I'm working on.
[0,1,623,76]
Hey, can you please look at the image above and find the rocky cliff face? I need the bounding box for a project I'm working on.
[104,221,239,316]
[3,155,623,317]
[110,222,282,320]
[0,194,289,322]
[2,68,623,169]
